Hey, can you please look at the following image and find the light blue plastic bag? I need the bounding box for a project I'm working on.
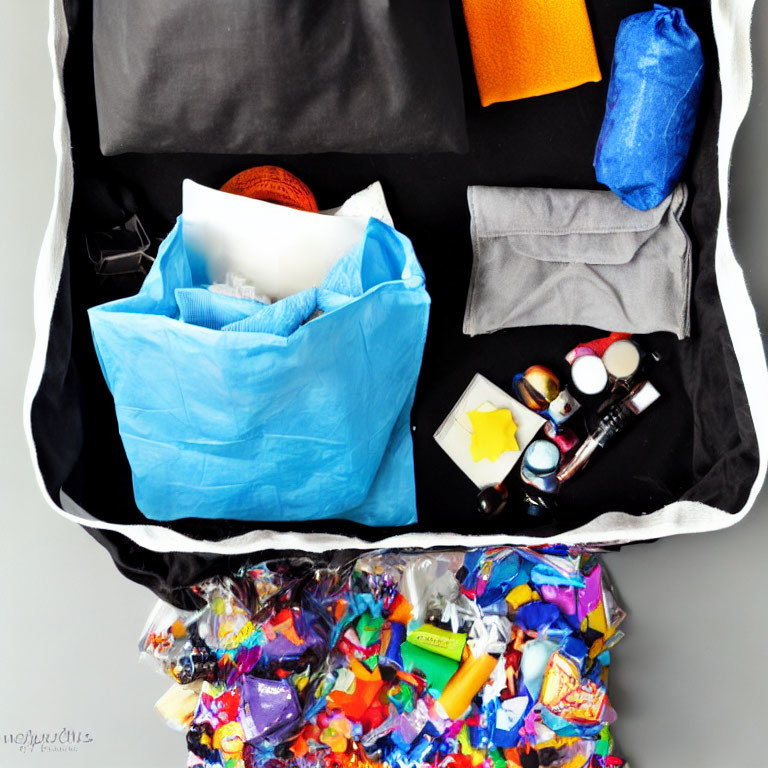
[88,216,430,525]
[594,5,704,210]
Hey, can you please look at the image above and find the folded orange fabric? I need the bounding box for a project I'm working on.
[462,0,602,106]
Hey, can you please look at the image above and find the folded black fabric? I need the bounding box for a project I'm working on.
[92,0,468,156]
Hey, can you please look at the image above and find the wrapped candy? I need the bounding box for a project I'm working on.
[140,548,626,768]
[400,641,459,696]
[238,677,300,743]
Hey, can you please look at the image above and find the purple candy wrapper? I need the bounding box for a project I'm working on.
[238,677,300,743]
[262,611,325,661]
[578,565,603,622]
[540,585,577,616]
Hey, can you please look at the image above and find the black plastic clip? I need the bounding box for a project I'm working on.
[86,215,154,276]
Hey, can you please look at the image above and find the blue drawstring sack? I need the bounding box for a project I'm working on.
[594,5,704,211]
[88,201,430,525]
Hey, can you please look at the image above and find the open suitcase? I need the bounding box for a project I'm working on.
[25,0,767,608]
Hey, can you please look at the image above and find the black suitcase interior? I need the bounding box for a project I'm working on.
[31,0,760,605]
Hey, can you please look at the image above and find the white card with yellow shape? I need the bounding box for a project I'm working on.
[434,373,546,488]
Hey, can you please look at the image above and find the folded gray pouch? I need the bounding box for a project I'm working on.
[464,185,691,339]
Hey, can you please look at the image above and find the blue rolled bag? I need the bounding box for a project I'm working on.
[87,182,430,525]
[594,4,705,211]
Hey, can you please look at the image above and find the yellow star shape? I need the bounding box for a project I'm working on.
[467,408,519,462]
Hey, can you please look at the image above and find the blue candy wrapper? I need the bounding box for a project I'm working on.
[594,5,704,210]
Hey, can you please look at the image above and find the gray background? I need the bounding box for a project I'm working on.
[0,1,764,766]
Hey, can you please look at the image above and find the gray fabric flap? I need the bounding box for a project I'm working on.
[468,186,682,265]
[464,184,691,339]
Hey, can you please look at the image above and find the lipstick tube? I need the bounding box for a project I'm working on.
[556,381,660,483]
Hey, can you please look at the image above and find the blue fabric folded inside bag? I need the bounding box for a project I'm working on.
[88,212,431,526]
[174,286,318,335]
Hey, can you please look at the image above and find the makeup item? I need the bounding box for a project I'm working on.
[565,332,633,365]
[602,339,641,381]
[514,366,560,411]
[522,440,560,474]
[570,355,608,395]
[543,422,579,454]
[542,387,580,459]
[557,381,661,482]
[406,625,467,662]
[547,388,581,425]
[476,483,509,517]
[520,440,561,495]
[437,652,498,720]
[400,641,459,696]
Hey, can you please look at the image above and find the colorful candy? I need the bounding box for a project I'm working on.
[401,641,459,696]
[406,624,467,662]
[140,547,626,768]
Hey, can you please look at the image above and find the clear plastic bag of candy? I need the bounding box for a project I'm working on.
[140,547,627,768]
